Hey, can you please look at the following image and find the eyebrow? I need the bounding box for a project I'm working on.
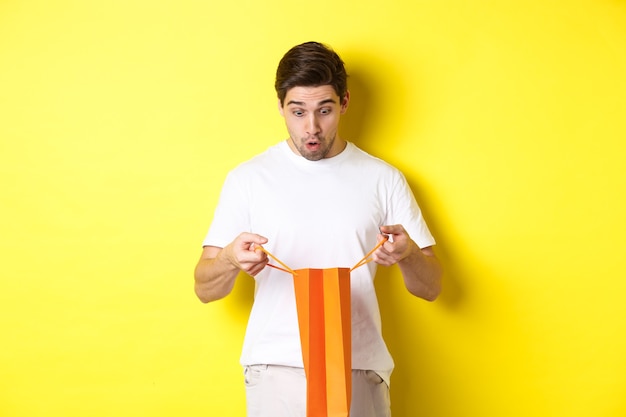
[286,98,337,107]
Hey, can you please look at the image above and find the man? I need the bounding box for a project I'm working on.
[194,41,442,417]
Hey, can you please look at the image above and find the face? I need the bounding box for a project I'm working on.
[279,85,349,161]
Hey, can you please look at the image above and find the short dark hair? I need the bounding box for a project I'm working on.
[275,41,348,106]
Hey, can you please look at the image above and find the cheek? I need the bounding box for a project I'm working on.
[285,120,303,137]
[286,119,300,131]
[322,117,340,132]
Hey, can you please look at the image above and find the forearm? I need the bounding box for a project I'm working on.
[194,233,269,303]
[397,244,442,301]
[194,251,240,303]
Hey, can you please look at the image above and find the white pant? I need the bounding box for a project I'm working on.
[244,364,391,417]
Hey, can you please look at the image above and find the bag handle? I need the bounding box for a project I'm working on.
[350,235,388,271]
[255,235,389,275]
[255,245,298,275]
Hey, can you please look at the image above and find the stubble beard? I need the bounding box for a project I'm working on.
[293,134,336,161]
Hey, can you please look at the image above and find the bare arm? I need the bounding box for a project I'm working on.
[194,232,269,303]
[373,224,442,301]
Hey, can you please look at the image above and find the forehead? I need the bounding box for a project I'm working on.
[284,85,339,106]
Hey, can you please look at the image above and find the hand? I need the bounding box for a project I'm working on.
[223,232,269,276]
[373,224,416,266]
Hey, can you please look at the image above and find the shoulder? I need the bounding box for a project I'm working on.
[227,142,286,176]
[346,143,405,178]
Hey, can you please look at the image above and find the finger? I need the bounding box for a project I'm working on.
[249,263,266,276]
[373,251,394,266]
[239,232,268,244]
[238,233,269,251]
[375,240,391,255]
[377,230,390,241]
[246,248,268,263]
[379,224,404,236]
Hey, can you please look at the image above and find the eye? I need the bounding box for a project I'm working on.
[319,107,332,115]
[292,110,305,117]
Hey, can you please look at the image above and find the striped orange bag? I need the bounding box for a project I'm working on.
[256,237,387,417]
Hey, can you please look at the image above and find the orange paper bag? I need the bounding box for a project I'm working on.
[256,237,387,417]
[293,267,352,417]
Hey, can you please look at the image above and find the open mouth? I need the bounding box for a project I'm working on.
[306,136,321,145]
[305,136,320,145]
[306,141,321,150]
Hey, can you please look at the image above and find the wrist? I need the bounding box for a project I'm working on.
[219,244,241,271]
[398,240,421,264]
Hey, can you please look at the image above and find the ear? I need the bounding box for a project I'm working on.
[278,98,285,116]
[340,90,350,114]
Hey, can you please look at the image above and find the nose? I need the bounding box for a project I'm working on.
[305,113,321,135]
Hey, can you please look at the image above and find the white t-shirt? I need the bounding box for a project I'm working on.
[203,141,435,384]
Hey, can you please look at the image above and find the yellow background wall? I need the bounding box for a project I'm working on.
[2,1,625,416]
